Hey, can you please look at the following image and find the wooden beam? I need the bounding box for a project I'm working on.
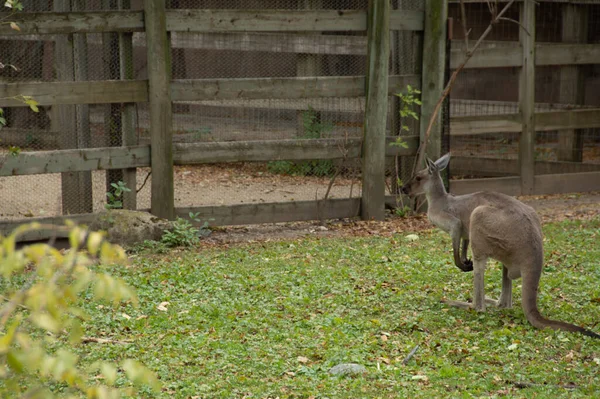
[419,0,448,160]
[0,11,144,35]
[171,75,420,102]
[450,176,522,196]
[452,156,600,177]
[119,0,137,210]
[536,109,600,130]
[450,113,522,135]
[0,75,419,107]
[518,0,535,195]
[534,171,600,195]
[165,9,423,32]
[361,0,390,221]
[0,80,148,107]
[557,4,587,162]
[0,137,417,176]
[176,198,361,227]
[450,172,600,196]
[167,32,369,55]
[449,108,600,135]
[0,146,150,177]
[173,136,418,164]
[145,0,174,220]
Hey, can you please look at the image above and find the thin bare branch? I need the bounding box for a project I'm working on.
[459,0,470,50]
[498,16,531,36]
[414,0,517,173]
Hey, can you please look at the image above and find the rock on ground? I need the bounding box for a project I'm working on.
[88,210,171,247]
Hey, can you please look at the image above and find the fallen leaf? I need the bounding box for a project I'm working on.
[121,313,131,320]
[157,302,170,312]
[297,356,309,364]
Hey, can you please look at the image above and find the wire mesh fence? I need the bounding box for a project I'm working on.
[447,0,600,180]
[0,0,150,219]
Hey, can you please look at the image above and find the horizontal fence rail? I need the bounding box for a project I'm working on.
[0,136,419,177]
[0,9,423,36]
[0,75,420,107]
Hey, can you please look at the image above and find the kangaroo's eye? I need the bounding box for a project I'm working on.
[415,176,421,182]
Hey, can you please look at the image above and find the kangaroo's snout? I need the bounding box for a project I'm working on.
[401,185,410,195]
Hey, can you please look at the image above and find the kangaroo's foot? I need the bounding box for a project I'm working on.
[484,297,513,309]
[442,299,485,312]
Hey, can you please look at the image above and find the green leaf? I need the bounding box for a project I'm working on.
[100,362,118,386]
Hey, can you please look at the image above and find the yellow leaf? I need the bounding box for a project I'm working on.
[100,363,117,386]
[86,232,105,256]
[9,22,20,32]
[30,313,60,333]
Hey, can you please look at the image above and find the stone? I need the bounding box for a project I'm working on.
[88,210,172,247]
[328,363,367,376]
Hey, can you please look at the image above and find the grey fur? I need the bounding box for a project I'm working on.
[401,153,599,338]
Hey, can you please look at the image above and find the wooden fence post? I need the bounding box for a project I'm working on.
[54,0,93,215]
[519,0,535,195]
[119,0,137,210]
[361,0,390,221]
[557,4,587,162]
[419,0,447,165]
[144,0,175,219]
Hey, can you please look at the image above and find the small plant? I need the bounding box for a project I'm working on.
[161,212,211,248]
[390,86,422,216]
[105,180,131,210]
[268,106,335,177]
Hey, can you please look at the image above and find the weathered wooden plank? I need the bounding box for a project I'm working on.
[450,44,521,69]
[167,32,368,55]
[536,109,600,131]
[452,156,600,177]
[166,9,423,32]
[0,80,148,107]
[171,75,419,102]
[450,108,600,135]
[0,145,150,177]
[0,214,98,241]
[145,0,174,220]
[450,113,522,135]
[176,197,361,227]
[361,0,390,221]
[173,136,418,164]
[0,76,418,107]
[449,176,522,196]
[0,11,144,35]
[419,0,448,160]
[450,43,600,69]
[557,5,587,162]
[119,0,137,210]
[534,171,600,195]
[519,0,535,195]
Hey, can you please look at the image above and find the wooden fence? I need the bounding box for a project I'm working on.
[447,0,600,196]
[0,1,426,238]
[1,0,599,240]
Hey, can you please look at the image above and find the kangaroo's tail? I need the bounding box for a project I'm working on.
[521,269,599,339]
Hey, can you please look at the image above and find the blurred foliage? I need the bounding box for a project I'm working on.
[0,222,160,398]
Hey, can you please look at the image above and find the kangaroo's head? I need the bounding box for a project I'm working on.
[401,153,451,197]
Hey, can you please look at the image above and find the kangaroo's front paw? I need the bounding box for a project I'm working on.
[461,259,474,272]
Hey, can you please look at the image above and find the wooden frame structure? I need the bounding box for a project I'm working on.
[0,0,599,238]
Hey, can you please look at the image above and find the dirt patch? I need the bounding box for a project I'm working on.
[203,191,600,247]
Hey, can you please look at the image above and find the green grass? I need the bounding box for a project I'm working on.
[80,218,600,398]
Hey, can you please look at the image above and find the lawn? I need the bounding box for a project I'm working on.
[80,217,600,398]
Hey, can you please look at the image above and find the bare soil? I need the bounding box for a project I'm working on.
[203,191,600,247]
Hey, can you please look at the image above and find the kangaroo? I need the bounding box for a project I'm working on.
[401,152,599,338]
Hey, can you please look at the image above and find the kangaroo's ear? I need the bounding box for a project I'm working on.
[435,152,451,171]
[426,157,436,174]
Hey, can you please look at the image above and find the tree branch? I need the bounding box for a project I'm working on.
[414,0,518,173]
